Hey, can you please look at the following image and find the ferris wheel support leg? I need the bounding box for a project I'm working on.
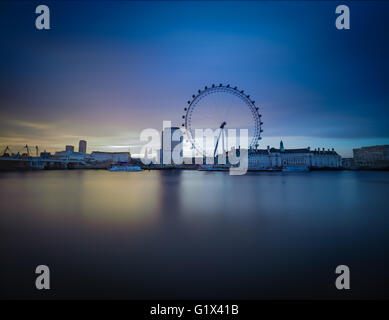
[214,129,222,158]
[222,129,225,155]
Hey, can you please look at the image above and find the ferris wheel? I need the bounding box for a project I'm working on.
[182,84,263,157]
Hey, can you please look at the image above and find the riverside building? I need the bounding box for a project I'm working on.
[353,145,389,168]
[248,141,341,170]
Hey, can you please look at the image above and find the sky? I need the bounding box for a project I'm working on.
[0,1,388,157]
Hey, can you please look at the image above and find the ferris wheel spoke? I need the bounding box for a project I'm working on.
[184,85,262,154]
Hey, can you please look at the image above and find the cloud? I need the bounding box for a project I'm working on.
[9,120,53,130]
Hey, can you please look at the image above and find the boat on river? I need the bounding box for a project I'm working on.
[282,166,310,172]
[109,165,142,172]
[198,164,229,171]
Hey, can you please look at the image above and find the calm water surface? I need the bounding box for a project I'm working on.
[1,170,389,299]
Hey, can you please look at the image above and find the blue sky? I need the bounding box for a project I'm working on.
[0,1,388,157]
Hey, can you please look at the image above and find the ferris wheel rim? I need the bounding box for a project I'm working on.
[182,84,263,155]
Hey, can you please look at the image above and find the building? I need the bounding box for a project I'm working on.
[90,151,130,163]
[353,145,389,168]
[248,141,341,170]
[66,145,74,152]
[310,148,341,168]
[40,151,51,159]
[55,150,87,161]
[79,140,87,153]
[341,158,354,169]
[160,127,183,164]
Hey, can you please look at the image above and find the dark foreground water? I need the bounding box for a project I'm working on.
[1,170,389,299]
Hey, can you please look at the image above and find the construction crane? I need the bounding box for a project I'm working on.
[2,146,10,157]
[24,144,30,157]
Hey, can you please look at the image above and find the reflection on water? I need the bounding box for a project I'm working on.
[1,170,389,299]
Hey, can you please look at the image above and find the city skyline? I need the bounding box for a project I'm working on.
[1,1,388,157]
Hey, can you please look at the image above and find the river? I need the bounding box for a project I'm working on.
[1,170,388,299]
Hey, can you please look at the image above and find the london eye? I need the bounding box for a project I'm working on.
[182,84,263,157]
